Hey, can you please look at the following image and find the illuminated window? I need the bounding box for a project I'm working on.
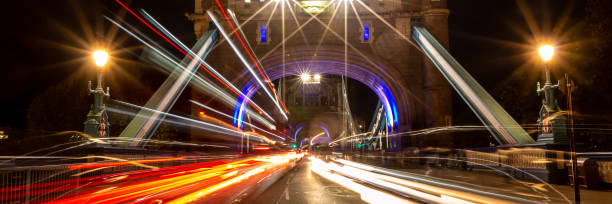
[361,22,372,43]
[261,24,267,42]
[258,23,269,44]
[364,24,370,41]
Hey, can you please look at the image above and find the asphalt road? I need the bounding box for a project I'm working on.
[251,159,367,204]
[348,154,612,204]
[251,155,612,204]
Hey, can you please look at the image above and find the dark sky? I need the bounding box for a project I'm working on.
[0,0,591,129]
[1,1,195,128]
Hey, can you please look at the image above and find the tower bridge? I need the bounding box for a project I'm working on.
[4,1,607,203]
[188,0,454,148]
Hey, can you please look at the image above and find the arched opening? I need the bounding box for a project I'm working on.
[233,50,415,147]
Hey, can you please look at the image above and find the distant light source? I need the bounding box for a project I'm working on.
[253,146,270,151]
[299,1,329,13]
[93,50,109,67]
[300,73,322,84]
[538,45,554,62]
[198,111,205,116]
[300,73,311,81]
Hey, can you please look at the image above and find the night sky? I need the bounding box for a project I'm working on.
[0,0,603,131]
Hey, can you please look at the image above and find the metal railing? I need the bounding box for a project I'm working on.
[0,156,230,203]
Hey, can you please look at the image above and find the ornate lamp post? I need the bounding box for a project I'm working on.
[84,50,111,144]
[536,45,579,203]
[536,45,567,144]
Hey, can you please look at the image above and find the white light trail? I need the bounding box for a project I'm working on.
[105,17,276,129]
[310,158,414,204]
[111,101,274,144]
[312,0,342,55]
[290,0,399,127]
[333,158,547,204]
[284,0,311,46]
[260,0,338,60]
[353,0,422,52]
[190,100,286,141]
[227,9,273,84]
[127,24,215,147]
[309,132,327,146]
[140,10,276,123]
[208,11,289,121]
[210,0,275,51]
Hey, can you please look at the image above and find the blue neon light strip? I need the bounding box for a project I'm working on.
[260,24,267,43]
[233,83,252,128]
[364,24,370,41]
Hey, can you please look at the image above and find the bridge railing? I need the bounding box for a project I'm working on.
[0,156,228,204]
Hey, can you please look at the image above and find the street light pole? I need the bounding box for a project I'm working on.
[84,50,111,145]
[537,45,559,112]
[566,73,580,204]
[537,45,579,202]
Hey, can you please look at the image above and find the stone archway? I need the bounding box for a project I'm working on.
[234,49,416,149]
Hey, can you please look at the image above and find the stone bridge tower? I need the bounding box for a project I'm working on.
[187,0,452,148]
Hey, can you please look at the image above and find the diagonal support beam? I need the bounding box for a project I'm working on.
[412,24,535,145]
[119,27,219,147]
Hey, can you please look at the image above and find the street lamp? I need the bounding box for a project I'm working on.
[92,50,109,91]
[300,73,311,81]
[536,44,579,203]
[538,45,554,83]
[536,44,560,144]
[536,45,558,110]
[84,49,111,144]
[538,45,554,62]
[93,50,109,67]
[299,73,321,84]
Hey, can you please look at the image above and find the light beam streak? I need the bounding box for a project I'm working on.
[284,0,311,47]
[189,100,286,140]
[210,0,276,51]
[208,11,289,121]
[105,17,276,128]
[114,0,276,131]
[310,158,414,204]
[260,0,337,60]
[227,10,272,84]
[110,101,273,143]
[138,10,276,122]
[353,0,422,52]
[290,0,401,127]
[213,0,290,117]
[68,157,186,170]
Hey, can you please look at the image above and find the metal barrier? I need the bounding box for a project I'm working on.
[567,157,601,189]
[599,161,612,184]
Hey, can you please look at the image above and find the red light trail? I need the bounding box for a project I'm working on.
[67,157,187,170]
[114,0,267,116]
[213,0,289,114]
[18,153,305,204]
